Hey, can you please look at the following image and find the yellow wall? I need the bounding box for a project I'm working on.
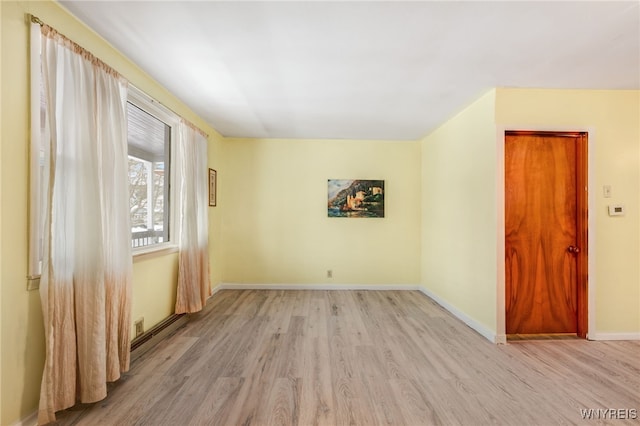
[420,90,498,335]
[0,1,4,422]
[495,88,640,335]
[0,1,222,424]
[220,138,422,286]
[209,134,224,288]
[1,3,43,423]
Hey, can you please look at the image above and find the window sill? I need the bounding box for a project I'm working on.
[133,244,178,262]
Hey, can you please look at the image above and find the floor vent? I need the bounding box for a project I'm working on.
[130,313,189,361]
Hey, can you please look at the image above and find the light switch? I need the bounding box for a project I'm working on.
[603,185,612,198]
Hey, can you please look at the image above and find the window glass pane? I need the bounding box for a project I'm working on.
[127,102,171,248]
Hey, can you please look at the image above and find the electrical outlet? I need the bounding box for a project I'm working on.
[134,318,144,338]
[327,269,333,278]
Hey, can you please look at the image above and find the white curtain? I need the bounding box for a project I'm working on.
[37,24,132,425]
[175,121,210,314]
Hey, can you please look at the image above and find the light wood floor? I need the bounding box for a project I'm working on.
[53,290,640,425]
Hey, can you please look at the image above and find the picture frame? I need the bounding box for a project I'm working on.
[328,179,384,218]
[209,168,217,207]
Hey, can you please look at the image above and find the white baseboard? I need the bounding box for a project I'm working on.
[12,411,36,426]
[587,332,640,341]
[217,283,421,291]
[494,334,507,344]
[418,286,498,343]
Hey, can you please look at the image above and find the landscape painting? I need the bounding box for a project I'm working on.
[328,179,385,218]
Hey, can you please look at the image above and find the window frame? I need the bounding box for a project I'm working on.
[127,86,179,256]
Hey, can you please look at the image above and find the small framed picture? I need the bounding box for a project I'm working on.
[328,179,384,218]
[209,168,217,207]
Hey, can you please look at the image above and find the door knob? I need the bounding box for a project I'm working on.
[568,245,581,254]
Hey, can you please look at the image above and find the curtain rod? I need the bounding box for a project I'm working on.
[29,14,44,26]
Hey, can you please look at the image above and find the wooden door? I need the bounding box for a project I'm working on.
[505,131,587,337]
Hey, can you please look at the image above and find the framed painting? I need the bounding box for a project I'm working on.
[328,179,384,218]
[209,168,217,206]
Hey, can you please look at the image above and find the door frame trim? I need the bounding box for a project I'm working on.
[496,126,594,342]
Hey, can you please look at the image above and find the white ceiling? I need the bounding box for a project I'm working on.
[60,1,640,141]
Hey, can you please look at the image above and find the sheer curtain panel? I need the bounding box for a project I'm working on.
[175,122,211,314]
[36,23,133,425]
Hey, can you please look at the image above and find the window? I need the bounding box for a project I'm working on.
[127,87,177,251]
[28,26,177,289]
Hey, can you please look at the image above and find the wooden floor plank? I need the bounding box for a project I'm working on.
[299,336,335,426]
[264,377,301,426]
[128,335,199,377]
[51,290,640,426]
[187,377,245,426]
